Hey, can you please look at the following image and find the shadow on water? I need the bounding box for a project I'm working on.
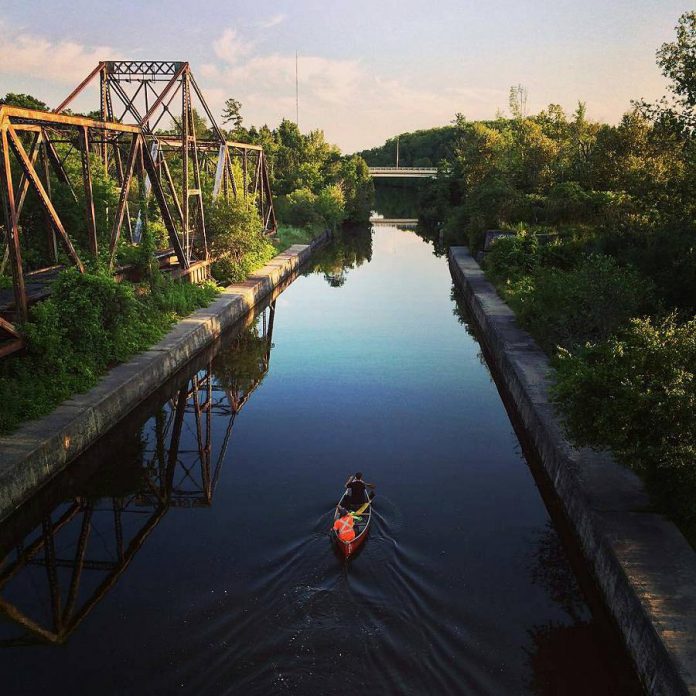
[449,283,644,695]
[0,301,277,649]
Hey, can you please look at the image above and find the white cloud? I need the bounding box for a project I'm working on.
[0,30,111,84]
[258,14,286,29]
[199,28,509,151]
[213,29,255,65]
[0,23,509,152]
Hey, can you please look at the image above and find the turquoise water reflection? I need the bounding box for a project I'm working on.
[0,225,640,695]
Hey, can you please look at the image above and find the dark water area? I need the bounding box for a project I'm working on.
[0,222,642,695]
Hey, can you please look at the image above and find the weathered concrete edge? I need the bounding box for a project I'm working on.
[0,231,331,521]
[449,246,696,696]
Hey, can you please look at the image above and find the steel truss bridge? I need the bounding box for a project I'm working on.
[0,303,275,646]
[0,60,276,357]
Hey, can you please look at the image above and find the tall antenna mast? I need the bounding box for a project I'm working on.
[295,51,299,128]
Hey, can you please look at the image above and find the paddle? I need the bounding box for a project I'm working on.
[353,491,376,516]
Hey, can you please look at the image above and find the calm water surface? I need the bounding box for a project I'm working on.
[0,224,641,695]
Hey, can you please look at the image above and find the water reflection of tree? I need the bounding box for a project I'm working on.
[0,304,275,647]
[212,305,275,409]
[374,180,449,256]
[526,523,641,695]
[373,180,421,219]
[310,224,373,287]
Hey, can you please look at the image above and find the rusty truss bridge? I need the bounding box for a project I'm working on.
[0,60,276,358]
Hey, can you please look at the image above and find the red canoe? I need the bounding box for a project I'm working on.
[332,492,373,558]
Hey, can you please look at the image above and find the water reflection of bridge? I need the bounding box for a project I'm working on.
[0,303,275,646]
[369,217,418,228]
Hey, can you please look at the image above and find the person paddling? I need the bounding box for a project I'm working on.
[333,507,356,542]
[344,472,375,510]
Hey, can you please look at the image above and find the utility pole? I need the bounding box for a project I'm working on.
[295,51,299,128]
[396,136,399,168]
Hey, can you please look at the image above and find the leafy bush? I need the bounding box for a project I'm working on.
[545,182,601,223]
[0,268,219,435]
[275,188,322,228]
[483,233,539,284]
[316,184,346,229]
[506,254,654,352]
[207,196,276,284]
[273,225,319,250]
[553,315,696,529]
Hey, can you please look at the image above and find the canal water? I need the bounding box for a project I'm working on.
[0,223,641,695]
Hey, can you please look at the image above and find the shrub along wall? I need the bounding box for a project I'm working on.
[0,268,219,436]
[482,233,696,542]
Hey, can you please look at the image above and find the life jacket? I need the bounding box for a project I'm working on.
[333,514,355,542]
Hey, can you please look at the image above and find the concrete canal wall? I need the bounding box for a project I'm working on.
[0,232,330,524]
[449,246,696,696]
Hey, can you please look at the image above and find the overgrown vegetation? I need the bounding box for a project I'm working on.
[0,268,219,435]
[207,196,276,284]
[362,13,696,539]
[272,225,321,250]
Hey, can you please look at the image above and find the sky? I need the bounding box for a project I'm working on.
[0,0,691,153]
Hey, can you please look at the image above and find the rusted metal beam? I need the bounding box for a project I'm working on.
[182,73,190,264]
[188,91,207,260]
[139,62,188,131]
[150,82,182,133]
[108,134,140,265]
[0,315,20,339]
[110,137,133,242]
[41,140,59,262]
[80,127,98,256]
[113,79,146,124]
[160,156,184,225]
[0,597,60,644]
[61,506,92,623]
[42,130,79,204]
[6,124,84,273]
[156,137,263,153]
[188,71,226,143]
[14,132,41,217]
[0,128,28,321]
[99,66,109,167]
[243,149,248,199]
[260,152,277,232]
[1,106,141,134]
[141,136,187,268]
[0,338,23,358]
[54,62,105,114]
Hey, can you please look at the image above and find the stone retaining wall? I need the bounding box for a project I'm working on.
[449,246,696,696]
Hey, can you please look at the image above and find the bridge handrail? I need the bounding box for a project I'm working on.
[367,166,437,171]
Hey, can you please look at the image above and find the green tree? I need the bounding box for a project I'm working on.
[653,11,696,130]
[0,92,49,110]
[222,98,243,131]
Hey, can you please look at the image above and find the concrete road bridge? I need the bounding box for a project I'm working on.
[368,166,437,178]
